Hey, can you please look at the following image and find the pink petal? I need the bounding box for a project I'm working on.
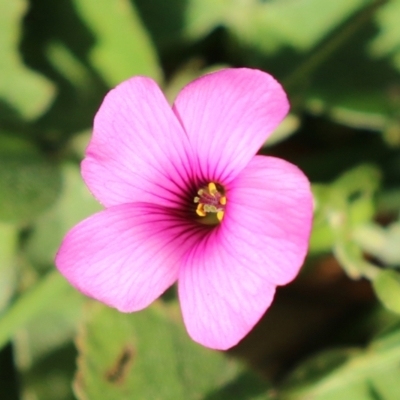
[178,156,312,349]
[179,227,276,350]
[172,68,289,183]
[82,77,195,208]
[228,156,313,285]
[56,204,199,312]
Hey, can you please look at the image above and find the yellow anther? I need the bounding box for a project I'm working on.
[196,204,206,217]
[208,182,217,194]
[193,182,226,225]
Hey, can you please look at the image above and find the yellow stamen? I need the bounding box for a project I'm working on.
[208,182,217,194]
[196,204,206,217]
[193,182,226,225]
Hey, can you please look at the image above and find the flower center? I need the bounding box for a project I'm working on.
[194,182,226,224]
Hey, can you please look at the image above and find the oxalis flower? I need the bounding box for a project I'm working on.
[56,68,313,350]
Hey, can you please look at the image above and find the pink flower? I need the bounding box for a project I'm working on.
[56,68,313,350]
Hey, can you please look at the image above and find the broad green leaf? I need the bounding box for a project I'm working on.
[373,270,400,314]
[12,289,84,400]
[0,271,70,350]
[184,0,368,52]
[0,0,55,119]
[0,135,62,223]
[74,301,269,400]
[300,1,400,131]
[0,223,18,312]
[73,0,161,86]
[280,326,400,399]
[370,0,400,72]
[204,371,271,400]
[26,163,102,267]
[13,289,84,366]
[15,343,77,400]
[369,368,400,400]
[304,49,398,131]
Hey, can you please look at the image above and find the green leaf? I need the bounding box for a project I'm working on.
[204,371,272,400]
[26,163,102,267]
[304,48,398,131]
[13,288,84,365]
[184,0,368,52]
[370,0,400,73]
[309,222,335,254]
[309,185,337,254]
[308,165,380,257]
[373,270,400,314]
[0,271,70,350]
[332,164,381,196]
[12,289,84,400]
[0,0,55,119]
[0,137,62,223]
[299,0,399,131]
[73,0,161,86]
[280,326,400,399]
[308,166,382,279]
[15,343,77,400]
[0,223,18,312]
[354,222,400,266]
[333,242,379,281]
[348,196,375,226]
[74,301,269,400]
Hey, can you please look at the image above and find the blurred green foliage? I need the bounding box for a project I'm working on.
[0,0,55,120]
[75,301,268,400]
[280,323,400,399]
[1,0,400,399]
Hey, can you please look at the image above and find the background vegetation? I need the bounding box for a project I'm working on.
[1,0,400,399]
